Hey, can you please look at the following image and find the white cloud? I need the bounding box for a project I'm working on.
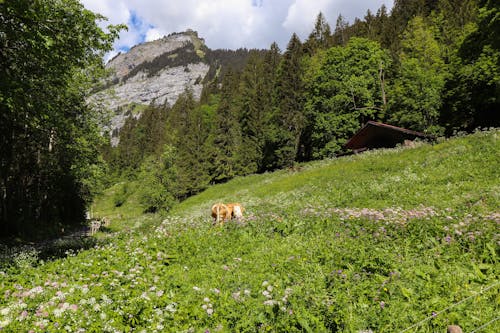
[283,0,334,35]
[145,28,165,42]
[81,0,394,54]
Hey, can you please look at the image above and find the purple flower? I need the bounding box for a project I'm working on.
[379,301,385,309]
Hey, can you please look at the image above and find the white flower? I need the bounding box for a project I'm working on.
[53,308,64,318]
[0,319,12,328]
[165,303,177,313]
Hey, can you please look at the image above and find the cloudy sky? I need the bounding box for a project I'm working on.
[81,0,393,61]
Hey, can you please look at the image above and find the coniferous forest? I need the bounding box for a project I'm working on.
[1,0,499,238]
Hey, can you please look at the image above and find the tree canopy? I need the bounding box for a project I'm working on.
[0,0,123,238]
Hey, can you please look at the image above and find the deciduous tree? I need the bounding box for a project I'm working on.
[0,0,123,237]
[306,38,390,157]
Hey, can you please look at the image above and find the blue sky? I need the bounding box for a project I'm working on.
[81,0,394,61]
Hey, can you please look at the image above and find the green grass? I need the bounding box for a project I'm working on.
[1,130,499,332]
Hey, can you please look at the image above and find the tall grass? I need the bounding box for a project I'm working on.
[1,130,498,332]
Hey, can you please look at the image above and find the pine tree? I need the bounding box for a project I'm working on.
[260,42,282,171]
[208,69,242,183]
[304,12,332,55]
[273,33,306,168]
[238,52,266,174]
[333,14,350,46]
[168,90,211,199]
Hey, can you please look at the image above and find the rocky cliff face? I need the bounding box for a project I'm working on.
[90,30,210,145]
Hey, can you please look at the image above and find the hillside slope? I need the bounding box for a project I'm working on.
[1,130,499,332]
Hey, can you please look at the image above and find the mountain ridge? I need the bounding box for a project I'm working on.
[90,30,262,145]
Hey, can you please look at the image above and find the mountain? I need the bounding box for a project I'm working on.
[89,30,208,144]
[90,30,262,145]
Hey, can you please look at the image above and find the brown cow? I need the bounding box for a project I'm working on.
[226,203,244,219]
[211,203,231,225]
[447,326,463,333]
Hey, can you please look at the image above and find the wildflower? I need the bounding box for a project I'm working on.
[203,297,210,303]
[0,318,12,328]
[212,288,220,294]
[379,301,385,309]
[30,286,44,295]
[53,308,64,318]
[193,286,201,291]
[232,292,241,301]
[165,302,177,313]
[432,311,437,317]
[206,308,214,316]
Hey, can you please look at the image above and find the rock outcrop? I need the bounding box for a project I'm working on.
[90,30,210,145]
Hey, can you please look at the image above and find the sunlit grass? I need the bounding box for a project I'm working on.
[1,130,498,332]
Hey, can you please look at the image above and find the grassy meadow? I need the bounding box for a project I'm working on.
[1,130,499,332]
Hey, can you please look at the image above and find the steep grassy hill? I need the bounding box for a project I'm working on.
[1,130,499,332]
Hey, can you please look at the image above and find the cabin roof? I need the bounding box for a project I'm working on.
[344,121,432,151]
